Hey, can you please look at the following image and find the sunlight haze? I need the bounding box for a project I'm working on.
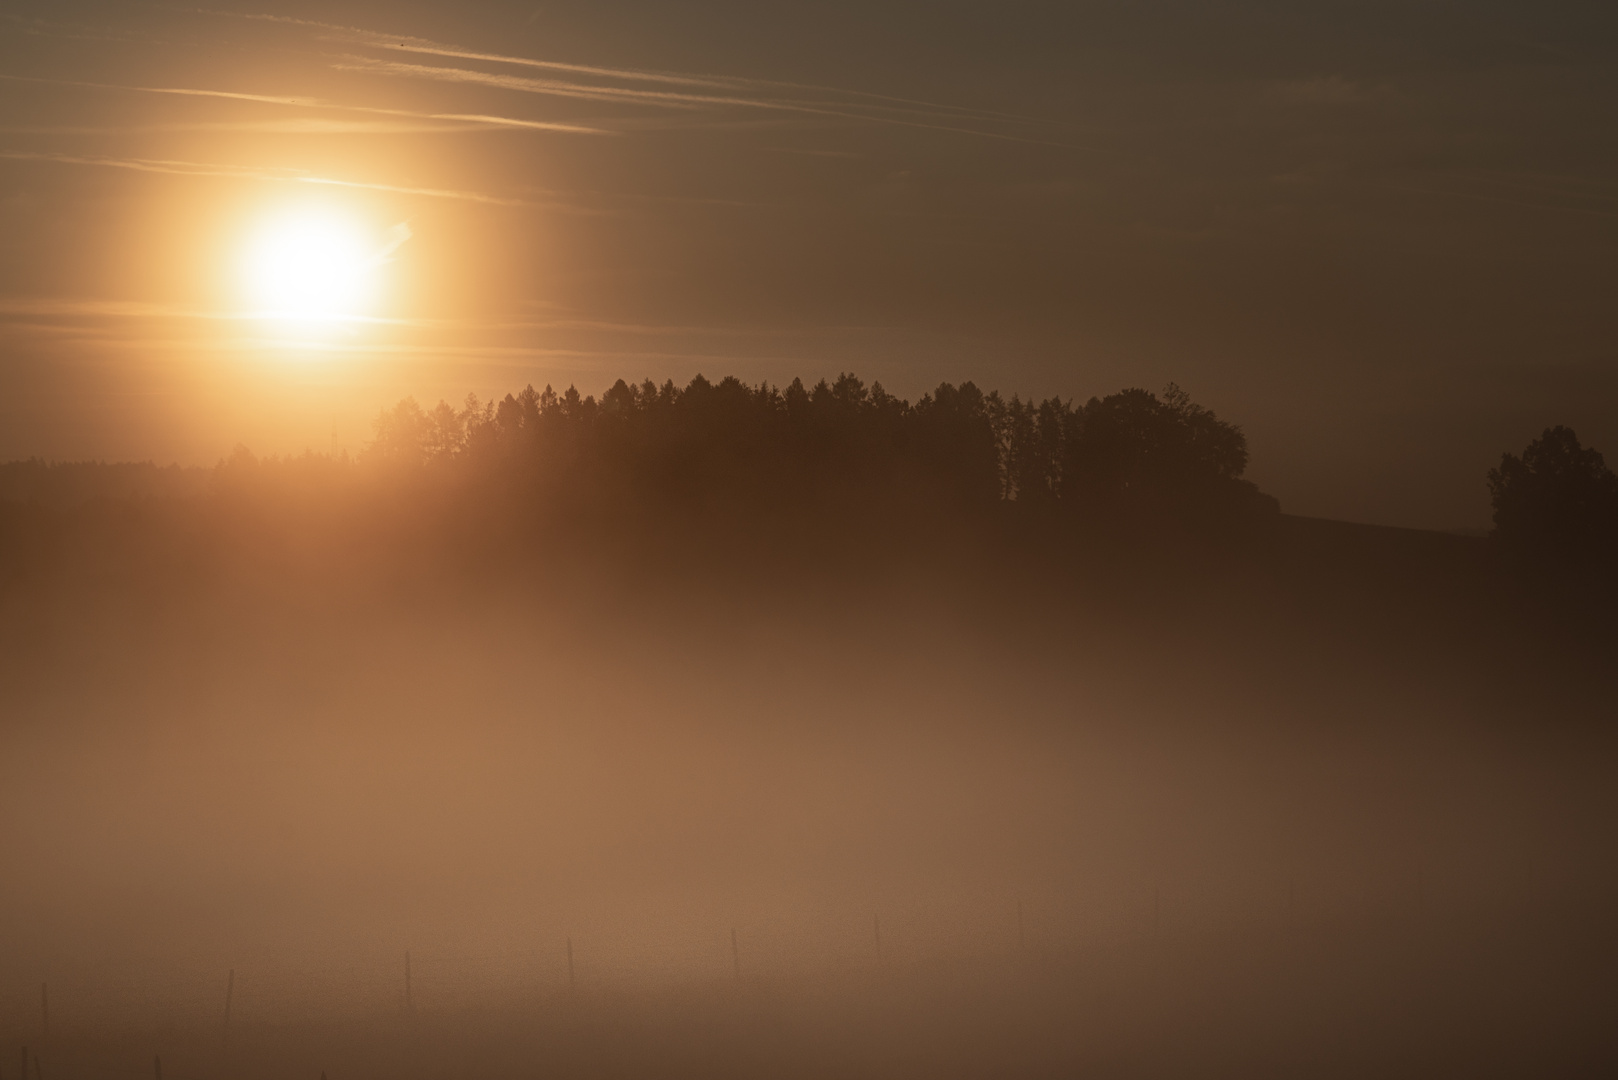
[2,5,1617,1078]
[1,1,1614,527]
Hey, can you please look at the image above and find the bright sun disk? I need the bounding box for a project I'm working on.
[241,208,382,322]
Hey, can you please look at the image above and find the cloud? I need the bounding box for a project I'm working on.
[0,120,499,136]
[203,12,1070,141]
[224,10,1062,128]
[3,22,1067,146]
[339,57,1076,146]
[0,74,610,136]
[0,298,209,319]
[133,86,325,108]
[130,83,611,132]
[0,151,522,205]
[433,114,609,134]
[293,176,524,206]
[0,296,421,325]
[373,222,414,265]
[333,58,736,111]
[0,151,305,181]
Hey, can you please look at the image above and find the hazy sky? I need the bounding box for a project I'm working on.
[1,0,1614,527]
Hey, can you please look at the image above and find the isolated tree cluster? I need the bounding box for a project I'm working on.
[359,373,1274,524]
[1488,425,1618,570]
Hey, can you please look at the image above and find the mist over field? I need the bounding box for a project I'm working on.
[2,375,1615,1078]
[3,0,1617,1075]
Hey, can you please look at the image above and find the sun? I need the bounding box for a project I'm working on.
[239,206,393,322]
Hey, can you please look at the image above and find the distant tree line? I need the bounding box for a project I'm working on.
[9,373,1609,578]
[0,459,210,506]
[1489,425,1618,573]
[360,373,1277,525]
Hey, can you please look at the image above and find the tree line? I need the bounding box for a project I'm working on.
[1488,425,1618,572]
[358,373,1276,524]
[8,370,1607,574]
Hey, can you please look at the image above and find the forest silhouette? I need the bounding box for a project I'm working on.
[350,374,1276,525]
[5,372,1615,620]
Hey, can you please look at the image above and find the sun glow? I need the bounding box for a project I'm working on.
[240,206,401,323]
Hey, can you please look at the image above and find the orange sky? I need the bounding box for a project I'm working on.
[1,0,1614,528]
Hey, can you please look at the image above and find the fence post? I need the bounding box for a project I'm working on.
[873,914,882,960]
[404,952,413,1014]
[40,984,48,1043]
[223,969,234,1043]
[731,928,739,979]
[566,938,575,992]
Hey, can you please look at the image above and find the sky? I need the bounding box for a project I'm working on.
[0,0,1614,528]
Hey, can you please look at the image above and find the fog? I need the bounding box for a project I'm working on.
[4,0,1614,1071]
[2,469,1613,1078]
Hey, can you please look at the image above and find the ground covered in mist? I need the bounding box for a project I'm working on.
[1,455,1615,1078]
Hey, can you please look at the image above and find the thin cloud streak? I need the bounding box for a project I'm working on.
[0,74,321,107]
[293,176,526,205]
[291,175,517,204]
[0,298,824,339]
[0,297,430,326]
[0,121,495,135]
[434,113,611,133]
[136,86,324,108]
[367,39,1075,131]
[3,31,1059,143]
[0,74,611,136]
[200,13,1071,138]
[22,329,804,369]
[333,58,729,110]
[0,151,522,205]
[138,84,607,132]
[0,298,221,319]
[0,151,306,180]
[218,11,1066,128]
[341,58,1079,146]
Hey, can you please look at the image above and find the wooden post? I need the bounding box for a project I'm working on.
[41,983,49,1042]
[731,928,739,979]
[223,968,234,1043]
[404,952,413,1013]
[32,1058,42,1080]
[1016,898,1025,953]
[153,1056,162,1080]
[873,914,882,960]
[566,938,575,992]
[1153,888,1160,938]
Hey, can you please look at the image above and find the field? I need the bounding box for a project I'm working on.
[2,497,1614,1078]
